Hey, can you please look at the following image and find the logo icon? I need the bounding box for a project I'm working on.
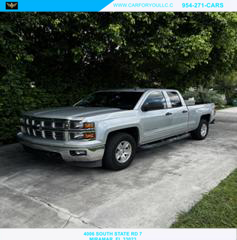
[6,2,18,9]
[36,124,42,131]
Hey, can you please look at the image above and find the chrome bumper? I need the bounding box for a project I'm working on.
[17,133,105,164]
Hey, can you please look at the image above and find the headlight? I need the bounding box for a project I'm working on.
[83,132,96,139]
[70,132,96,140]
[70,121,95,129]
[70,121,83,129]
[83,122,95,129]
[70,132,84,140]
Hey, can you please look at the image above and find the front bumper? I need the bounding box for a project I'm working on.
[17,133,105,166]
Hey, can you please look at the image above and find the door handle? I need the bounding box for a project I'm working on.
[182,110,188,113]
[165,112,172,116]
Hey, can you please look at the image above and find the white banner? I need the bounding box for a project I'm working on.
[0,229,236,240]
[101,0,237,11]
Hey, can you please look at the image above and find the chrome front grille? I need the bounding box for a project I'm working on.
[20,116,96,141]
[21,117,68,141]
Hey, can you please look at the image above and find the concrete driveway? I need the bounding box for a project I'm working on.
[0,108,236,228]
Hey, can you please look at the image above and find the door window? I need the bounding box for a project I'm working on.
[167,91,182,108]
[142,91,167,111]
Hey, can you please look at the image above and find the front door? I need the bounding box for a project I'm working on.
[140,91,173,144]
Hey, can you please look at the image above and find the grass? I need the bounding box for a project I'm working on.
[171,169,237,228]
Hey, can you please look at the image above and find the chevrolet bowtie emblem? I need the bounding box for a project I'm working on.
[36,124,42,131]
[6,2,18,9]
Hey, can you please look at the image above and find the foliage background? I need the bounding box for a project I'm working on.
[1,12,237,143]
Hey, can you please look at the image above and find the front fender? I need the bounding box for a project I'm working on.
[96,118,142,145]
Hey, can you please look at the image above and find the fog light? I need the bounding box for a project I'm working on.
[70,150,87,156]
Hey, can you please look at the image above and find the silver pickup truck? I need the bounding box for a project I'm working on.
[17,89,215,170]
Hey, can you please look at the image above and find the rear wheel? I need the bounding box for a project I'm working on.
[191,119,209,140]
[103,133,136,170]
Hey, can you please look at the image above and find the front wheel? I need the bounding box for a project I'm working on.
[191,119,209,140]
[103,133,136,170]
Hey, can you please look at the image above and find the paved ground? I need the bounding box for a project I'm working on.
[0,108,236,228]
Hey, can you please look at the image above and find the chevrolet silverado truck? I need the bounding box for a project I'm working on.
[17,89,215,170]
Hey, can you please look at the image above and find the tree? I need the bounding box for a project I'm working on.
[1,12,237,142]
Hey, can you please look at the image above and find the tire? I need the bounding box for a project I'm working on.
[103,133,136,170]
[191,119,209,140]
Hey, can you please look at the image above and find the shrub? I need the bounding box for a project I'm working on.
[0,71,58,143]
[183,87,226,108]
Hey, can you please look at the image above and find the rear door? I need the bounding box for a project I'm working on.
[139,90,173,144]
[165,91,189,135]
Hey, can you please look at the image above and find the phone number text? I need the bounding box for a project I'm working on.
[182,3,224,8]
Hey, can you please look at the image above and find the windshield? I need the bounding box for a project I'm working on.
[75,91,144,110]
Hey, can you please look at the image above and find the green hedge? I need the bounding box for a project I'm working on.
[0,71,59,143]
[183,87,226,108]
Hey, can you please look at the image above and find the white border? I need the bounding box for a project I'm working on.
[0,229,236,240]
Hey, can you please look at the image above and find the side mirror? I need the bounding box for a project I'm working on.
[141,105,150,112]
[142,102,165,112]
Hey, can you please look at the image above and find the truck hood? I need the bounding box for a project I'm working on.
[24,107,123,119]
